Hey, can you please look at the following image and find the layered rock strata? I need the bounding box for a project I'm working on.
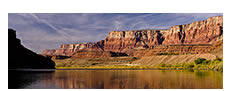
[162,16,223,45]
[42,16,223,57]
[42,40,104,56]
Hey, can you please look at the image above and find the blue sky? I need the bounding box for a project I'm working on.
[8,13,223,53]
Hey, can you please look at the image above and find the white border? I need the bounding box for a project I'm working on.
[1,0,225,90]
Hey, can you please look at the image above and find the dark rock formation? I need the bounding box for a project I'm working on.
[8,29,55,69]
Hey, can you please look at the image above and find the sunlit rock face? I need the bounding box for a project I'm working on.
[43,40,104,56]
[162,16,223,45]
[42,49,56,56]
[42,16,223,57]
[104,30,167,53]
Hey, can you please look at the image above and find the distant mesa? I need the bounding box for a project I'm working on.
[8,29,55,69]
[42,16,223,58]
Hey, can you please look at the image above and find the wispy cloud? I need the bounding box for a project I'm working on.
[8,13,222,53]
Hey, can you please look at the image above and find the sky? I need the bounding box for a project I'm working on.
[8,13,223,53]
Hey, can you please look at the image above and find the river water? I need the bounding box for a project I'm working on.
[8,69,223,89]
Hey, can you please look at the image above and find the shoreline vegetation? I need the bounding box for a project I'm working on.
[55,58,223,72]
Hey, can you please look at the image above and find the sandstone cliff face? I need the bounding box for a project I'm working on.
[104,30,166,52]
[8,29,55,69]
[163,16,223,45]
[43,40,104,56]
[42,16,223,57]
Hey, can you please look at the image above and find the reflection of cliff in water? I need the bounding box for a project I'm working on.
[37,70,222,89]
[8,70,55,89]
[8,29,55,89]
[43,70,140,89]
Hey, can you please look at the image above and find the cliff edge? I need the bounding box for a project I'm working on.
[8,29,55,69]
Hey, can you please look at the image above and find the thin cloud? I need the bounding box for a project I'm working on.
[29,13,70,36]
[8,13,222,53]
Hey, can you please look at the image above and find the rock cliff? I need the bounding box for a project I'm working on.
[42,16,223,57]
[43,40,104,56]
[104,30,167,52]
[162,16,223,45]
[8,29,55,69]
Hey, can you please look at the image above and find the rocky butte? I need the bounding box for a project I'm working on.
[42,16,223,58]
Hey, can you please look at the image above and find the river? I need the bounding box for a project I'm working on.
[8,69,223,89]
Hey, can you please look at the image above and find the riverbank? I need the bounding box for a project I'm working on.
[53,56,223,71]
[55,66,188,71]
[55,66,222,71]
[56,58,223,71]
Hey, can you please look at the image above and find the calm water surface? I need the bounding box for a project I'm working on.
[9,70,223,89]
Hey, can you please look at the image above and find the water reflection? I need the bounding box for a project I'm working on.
[194,70,209,77]
[10,70,223,89]
[8,70,54,88]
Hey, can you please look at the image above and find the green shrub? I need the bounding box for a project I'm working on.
[213,62,223,71]
[194,58,207,65]
[203,60,210,64]
[159,63,167,67]
[214,58,222,62]
[185,63,195,69]
[174,62,183,67]
[192,58,223,71]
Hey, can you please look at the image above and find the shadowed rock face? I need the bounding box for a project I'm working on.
[42,16,223,57]
[72,51,128,58]
[8,29,55,69]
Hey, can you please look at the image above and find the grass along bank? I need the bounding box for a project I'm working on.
[55,65,185,70]
[156,58,223,71]
[54,57,222,71]
[54,57,138,68]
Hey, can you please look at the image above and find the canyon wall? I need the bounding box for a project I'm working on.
[42,40,104,56]
[103,30,167,53]
[42,16,223,57]
[163,16,223,45]
[8,29,55,69]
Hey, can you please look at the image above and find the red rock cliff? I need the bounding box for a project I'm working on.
[104,30,167,52]
[163,16,223,45]
[42,40,104,56]
[42,16,223,57]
